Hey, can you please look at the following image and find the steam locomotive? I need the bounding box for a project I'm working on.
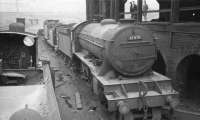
[44,19,178,120]
[0,23,61,120]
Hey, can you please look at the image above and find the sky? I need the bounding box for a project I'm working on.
[0,0,86,13]
[0,0,87,28]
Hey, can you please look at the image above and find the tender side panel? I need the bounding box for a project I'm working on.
[57,29,72,57]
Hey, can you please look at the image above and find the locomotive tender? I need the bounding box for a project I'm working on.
[45,19,178,119]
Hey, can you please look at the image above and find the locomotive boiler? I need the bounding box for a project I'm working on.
[77,19,156,76]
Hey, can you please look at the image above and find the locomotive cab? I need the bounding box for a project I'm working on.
[0,32,37,70]
[0,23,38,85]
[0,23,61,120]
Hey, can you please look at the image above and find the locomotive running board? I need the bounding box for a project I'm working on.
[75,51,178,112]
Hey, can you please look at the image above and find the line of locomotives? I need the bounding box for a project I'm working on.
[0,23,61,120]
[44,19,179,120]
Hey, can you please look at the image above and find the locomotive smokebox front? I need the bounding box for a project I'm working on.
[78,19,157,76]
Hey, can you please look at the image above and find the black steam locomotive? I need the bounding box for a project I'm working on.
[44,19,178,120]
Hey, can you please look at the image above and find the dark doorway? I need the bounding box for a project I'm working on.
[176,55,200,100]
